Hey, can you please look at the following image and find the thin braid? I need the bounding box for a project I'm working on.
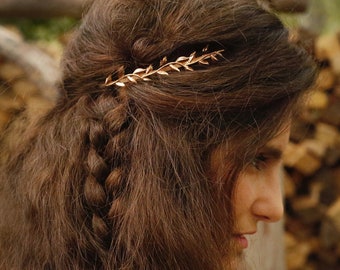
[82,92,132,264]
[85,128,111,248]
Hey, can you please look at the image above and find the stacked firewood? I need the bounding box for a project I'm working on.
[0,24,63,135]
[0,55,54,134]
[0,61,45,119]
[284,31,340,270]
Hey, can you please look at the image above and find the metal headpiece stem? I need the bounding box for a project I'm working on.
[104,47,224,87]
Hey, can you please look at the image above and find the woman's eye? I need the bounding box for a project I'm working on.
[251,154,268,170]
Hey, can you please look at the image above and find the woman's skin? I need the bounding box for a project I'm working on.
[211,123,290,252]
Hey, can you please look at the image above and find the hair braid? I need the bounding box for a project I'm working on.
[84,143,111,247]
[82,92,132,263]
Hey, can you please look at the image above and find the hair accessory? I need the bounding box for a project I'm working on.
[104,47,224,87]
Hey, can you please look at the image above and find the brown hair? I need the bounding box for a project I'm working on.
[0,0,316,269]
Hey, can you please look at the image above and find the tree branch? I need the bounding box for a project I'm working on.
[0,26,61,101]
[0,0,89,18]
[260,0,309,13]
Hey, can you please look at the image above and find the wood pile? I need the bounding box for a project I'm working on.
[0,58,56,135]
[284,30,340,270]
[0,24,62,135]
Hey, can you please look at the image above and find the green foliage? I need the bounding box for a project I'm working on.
[0,17,78,41]
[322,0,340,33]
[280,0,340,34]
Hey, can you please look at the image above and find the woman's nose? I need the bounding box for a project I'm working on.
[252,170,284,223]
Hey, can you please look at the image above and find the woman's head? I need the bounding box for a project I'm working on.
[58,0,315,266]
[1,0,316,269]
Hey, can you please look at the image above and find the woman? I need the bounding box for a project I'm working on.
[0,0,316,269]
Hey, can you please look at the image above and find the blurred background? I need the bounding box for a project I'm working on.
[0,0,340,269]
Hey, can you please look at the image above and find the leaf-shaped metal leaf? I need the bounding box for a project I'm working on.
[169,64,180,72]
[216,50,224,57]
[104,76,112,85]
[115,82,126,87]
[145,65,153,74]
[133,68,146,74]
[199,60,209,65]
[160,56,168,66]
[157,70,169,75]
[184,66,194,71]
[127,76,137,83]
[176,56,189,62]
[105,81,115,86]
[211,55,218,61]
[188,52,196,62]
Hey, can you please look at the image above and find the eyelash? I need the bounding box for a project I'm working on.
[251,154,269,170]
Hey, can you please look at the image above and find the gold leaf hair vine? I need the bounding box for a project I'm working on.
[104,47,224,87]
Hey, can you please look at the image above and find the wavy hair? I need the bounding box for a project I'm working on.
[0,0,316,269]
